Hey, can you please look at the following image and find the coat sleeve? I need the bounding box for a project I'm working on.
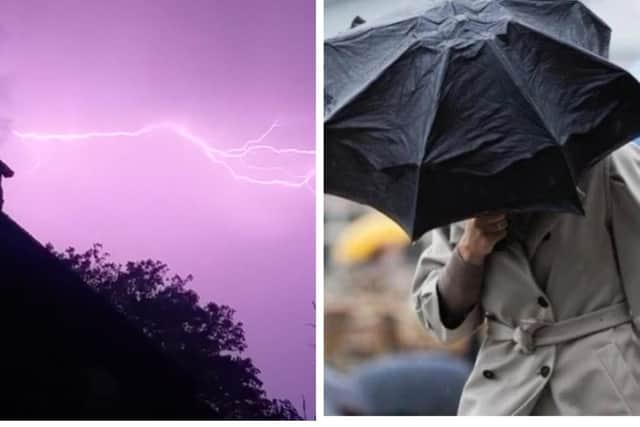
[411,224,484,343]
[608,143,640,330]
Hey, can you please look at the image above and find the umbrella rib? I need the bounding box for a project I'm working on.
[325,46,414,122]
[414,49,451,235]
[488,19,630,179]
[324,19,421,122]
[509,19,620,74]
[486,38,559,145]
[487,37,581,185]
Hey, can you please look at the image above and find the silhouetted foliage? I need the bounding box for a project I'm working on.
[47,243,301,420]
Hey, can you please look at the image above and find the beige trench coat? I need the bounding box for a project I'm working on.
[412,143,640,415]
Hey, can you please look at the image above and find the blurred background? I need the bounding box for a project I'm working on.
[324,0,640,416]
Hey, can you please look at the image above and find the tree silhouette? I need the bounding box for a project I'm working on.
[47,243,301,420]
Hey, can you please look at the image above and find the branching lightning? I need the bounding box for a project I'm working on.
[12,120,315,189]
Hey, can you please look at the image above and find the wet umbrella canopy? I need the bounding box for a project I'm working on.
[325,0,640,240]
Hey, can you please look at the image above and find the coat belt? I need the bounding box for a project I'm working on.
[486,302,631,354]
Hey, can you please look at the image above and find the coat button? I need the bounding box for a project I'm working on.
[483,369,495,380]
[542,232,551,242]
[537,297,549,308]
[540,366,551,378]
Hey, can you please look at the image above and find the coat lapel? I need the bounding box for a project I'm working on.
[524,185,587,258]
[523,212,562,258]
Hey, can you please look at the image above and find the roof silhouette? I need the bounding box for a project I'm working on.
[0,213,215,419]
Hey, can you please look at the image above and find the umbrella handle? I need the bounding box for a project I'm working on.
[494,213,529,251]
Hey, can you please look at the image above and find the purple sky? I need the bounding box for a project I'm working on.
[0,0,315,416]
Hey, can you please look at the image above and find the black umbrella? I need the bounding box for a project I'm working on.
[325,0,640,240]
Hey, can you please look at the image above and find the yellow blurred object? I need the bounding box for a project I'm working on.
[333,212,410,265]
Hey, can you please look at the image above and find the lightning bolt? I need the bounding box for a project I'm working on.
[12,121,316,190]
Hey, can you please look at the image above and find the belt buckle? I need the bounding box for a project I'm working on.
[513,319,549,354]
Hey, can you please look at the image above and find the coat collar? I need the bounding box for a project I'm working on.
[495,184,587,259]
[522,184,587,258]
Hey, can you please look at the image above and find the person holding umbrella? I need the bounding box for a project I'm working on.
[325,0,640,416]
[412,143,640,415]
